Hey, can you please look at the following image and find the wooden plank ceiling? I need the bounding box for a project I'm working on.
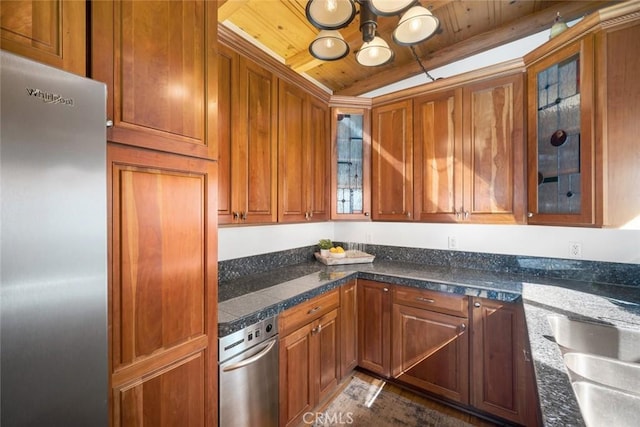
[219,0,617,96]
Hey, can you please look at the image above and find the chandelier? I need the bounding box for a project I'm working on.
[307,0,440,67]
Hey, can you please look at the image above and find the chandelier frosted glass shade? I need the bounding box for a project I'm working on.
[393,6,440,46]
[356,36,394,67]
[306,0,357,30]
[309,30,350,60]
[369,0,416,16]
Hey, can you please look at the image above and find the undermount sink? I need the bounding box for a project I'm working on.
[571,381,640,427]
[547,315,640,362]
[564,352,640,395]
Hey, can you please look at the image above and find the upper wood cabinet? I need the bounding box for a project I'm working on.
[278,80,330,223]
[413,74,525,223]
[1,0,86,75]
[413,88,462,222]
[371,99,414,221]
[462,74,525,223]
[108,144,218,427]
[526,37,595,226]
[92,0,217,159]
[217,43,277,225]
[330,103,372,220]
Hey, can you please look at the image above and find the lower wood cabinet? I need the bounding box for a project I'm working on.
[279,291,339,427]
[471,297,537,425]
[353,280,538,426]
[357,279,392,377]
[339,280,358,379]
[391,289,470,404]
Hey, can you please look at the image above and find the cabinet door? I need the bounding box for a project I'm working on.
[463,73,525,223]
[92,0,217,159]
[331,106,372,220]
[108,144,218,426]
[357,280,391,377]
[1,0,85,75]
[339,280,358,378]
[308,97,331,221]
[372,100,413,221]
[235,56,278,224]
[279,323,314,427]
[278,80,308,222]
[217,43,236,224]
[526,37,595,225]
[413,89,463,222]
[392,304,469,404]
[471,298,527,425]
[315,309,339,403]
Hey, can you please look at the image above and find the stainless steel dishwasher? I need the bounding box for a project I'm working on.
[219,316,279,427]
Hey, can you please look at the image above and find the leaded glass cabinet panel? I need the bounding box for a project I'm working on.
[526,38,595,225]
[330,106,371,220]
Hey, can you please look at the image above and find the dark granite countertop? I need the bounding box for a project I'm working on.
[217,258,640,427]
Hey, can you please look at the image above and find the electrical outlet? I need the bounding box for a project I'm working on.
[448,236,458,250]
[569,242,582,258]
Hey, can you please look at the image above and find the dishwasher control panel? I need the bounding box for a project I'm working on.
[218,316,278,363]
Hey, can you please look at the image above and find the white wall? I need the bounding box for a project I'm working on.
[219,222,640,264]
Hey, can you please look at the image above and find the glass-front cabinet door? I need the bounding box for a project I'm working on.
[526,37,595,225]
[330,105,371,220]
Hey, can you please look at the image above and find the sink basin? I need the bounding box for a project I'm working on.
[571,381,640,427]
[564,352,640,395]
[548,315,640,362]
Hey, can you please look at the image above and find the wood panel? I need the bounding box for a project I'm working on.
[279,323,313,427]
[1,0,86,75]
[413,89,463,222]
[278,80,307,222]
[316,309,339,403]
[108,144,217,427]
[239,56,278,223]
[371,100,414,221]
[217,43,235,224]
[92,0,217,159]
[471,298,527,425]
[308,96,330,221]
[116,353,205,427]
[597,20,640,228]
[463,73,525,223]
[391,304,469,404]
[357,280,391,377]
[218,45,277,225]
[339,281,358,378]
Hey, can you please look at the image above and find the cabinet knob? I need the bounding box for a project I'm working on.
[406,212,411,218]
[106,119,114,128]
[459,323,467,331]
[383,287,389,292]
[464,210,469,219]
[364,212,370,217]
[474,302,481,308]
[527,212,534,218]
[241,211,247,221]
[232,211,240,220]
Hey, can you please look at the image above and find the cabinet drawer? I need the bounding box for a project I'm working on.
[280,289,339,336]
[393,287,468,318]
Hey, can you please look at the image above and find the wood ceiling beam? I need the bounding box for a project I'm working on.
[335,0,615,96]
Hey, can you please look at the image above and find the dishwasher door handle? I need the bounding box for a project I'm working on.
[222,339,277,372]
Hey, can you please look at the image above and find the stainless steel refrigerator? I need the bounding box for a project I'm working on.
[1,50,107,426]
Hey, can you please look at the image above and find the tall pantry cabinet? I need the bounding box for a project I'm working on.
[92,1,219,426]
